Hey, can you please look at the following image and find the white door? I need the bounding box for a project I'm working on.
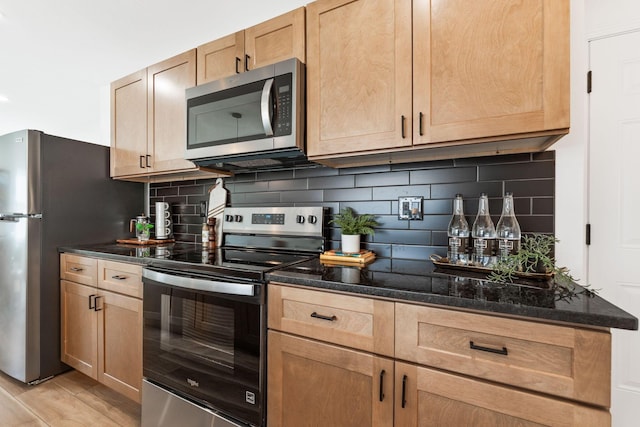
[589,30,640,427]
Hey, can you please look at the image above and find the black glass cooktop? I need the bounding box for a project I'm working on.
[61,242,318,282]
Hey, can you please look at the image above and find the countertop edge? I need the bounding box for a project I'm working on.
[266,271,639,331]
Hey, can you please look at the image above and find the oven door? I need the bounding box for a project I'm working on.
[142,268,265,427]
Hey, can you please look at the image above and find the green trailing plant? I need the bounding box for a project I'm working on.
[488,233,597,296]
[330,207,379,236]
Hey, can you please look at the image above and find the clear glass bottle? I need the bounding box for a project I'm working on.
[447,194,470,265]
[471,193,496,266]
[496,192,521,261]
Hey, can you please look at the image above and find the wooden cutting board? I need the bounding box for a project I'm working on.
[208,177,228,243]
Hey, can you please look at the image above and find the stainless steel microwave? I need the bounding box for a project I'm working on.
[185,58,305,170]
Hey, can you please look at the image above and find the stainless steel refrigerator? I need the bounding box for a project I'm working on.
[0,129,144,383]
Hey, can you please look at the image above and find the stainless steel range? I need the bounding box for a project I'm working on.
[141,206,327,427]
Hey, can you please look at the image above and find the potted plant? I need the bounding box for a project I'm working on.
[330,207,379,254]
[136,222,154,242]
[488,234,597,295]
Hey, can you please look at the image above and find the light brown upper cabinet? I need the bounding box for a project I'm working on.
[197,7,306,85]
[306,0,413,157]
[111,49,228,182]
[306,0,570,168]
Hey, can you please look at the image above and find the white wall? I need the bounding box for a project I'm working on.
[555,0,640,283]
[0,0,308,145]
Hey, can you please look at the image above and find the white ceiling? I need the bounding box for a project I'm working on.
[0,0,307,145]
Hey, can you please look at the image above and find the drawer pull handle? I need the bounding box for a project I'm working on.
[94,295,103,312]
[70,267,84,272]
[419,112,424,136]
[310,312,337,322]
[470,341,508,356]
[401,374,407,408]
[111,275,127,280]
[88,294,96,310]
[379,370,385,402]
[401,115,406,139]
[235,57,241,74]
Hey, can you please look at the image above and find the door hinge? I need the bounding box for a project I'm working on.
[587,71,592,94]
[586,223,591,245]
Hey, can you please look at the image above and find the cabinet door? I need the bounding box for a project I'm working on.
[245,7,306,71]
[413,0,569,145]
[268,331,393,427]
[394,362,610,427]
[96,289,143,403]
[306,0,412,157]
[197,32,245,84]
[110,69,148,177]
[147,49,197,174]
[60,280,98,379]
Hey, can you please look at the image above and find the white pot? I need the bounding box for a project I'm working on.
[341,234,361,254]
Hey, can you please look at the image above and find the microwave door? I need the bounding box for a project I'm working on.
[187,80,271,149]
[260,78,275,137]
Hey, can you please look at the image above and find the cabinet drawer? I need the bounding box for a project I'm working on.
[60,254,97,286]
[268,284,394,357]
[98,260,143,299]
[395,304,611,407]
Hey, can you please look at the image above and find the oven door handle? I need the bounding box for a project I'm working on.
[142,268,257,297]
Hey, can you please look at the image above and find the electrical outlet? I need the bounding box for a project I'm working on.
[398,196,423,220]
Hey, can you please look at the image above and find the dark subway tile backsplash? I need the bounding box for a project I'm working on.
[150,152,555,273]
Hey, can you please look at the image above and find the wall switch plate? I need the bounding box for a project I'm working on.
[398,196,423,220]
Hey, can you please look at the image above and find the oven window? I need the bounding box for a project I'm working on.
[162,295,236,368]
[144,282,263,426]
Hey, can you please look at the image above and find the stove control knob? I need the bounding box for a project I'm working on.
[234,215,243,222]
[308,215,318,224]
[296,215,305,224]
[225,215,234,222]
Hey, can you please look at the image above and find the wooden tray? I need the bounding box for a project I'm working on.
[320,249,376,265]
[430,254,553,281]
[116,238,175,246]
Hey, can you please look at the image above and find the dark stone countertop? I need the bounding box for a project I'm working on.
[59,243,638,331]
[267,258,638,331]
[59,242,200,265]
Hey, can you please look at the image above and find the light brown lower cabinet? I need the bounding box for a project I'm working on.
[60,254,143,403]
[267,331,394,427]
[395,361,610,427]
[267,283,612,426]
[267,331,610,427]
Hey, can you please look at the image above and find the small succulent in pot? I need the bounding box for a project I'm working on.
[330,207,379,253]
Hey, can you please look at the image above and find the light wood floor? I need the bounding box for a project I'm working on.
[0,369,140,426]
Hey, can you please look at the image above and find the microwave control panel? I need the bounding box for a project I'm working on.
[274,73,293,137]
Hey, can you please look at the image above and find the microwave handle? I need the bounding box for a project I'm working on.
[260,78,275,136]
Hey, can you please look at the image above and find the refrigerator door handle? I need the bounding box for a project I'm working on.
[0,213,42,221]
